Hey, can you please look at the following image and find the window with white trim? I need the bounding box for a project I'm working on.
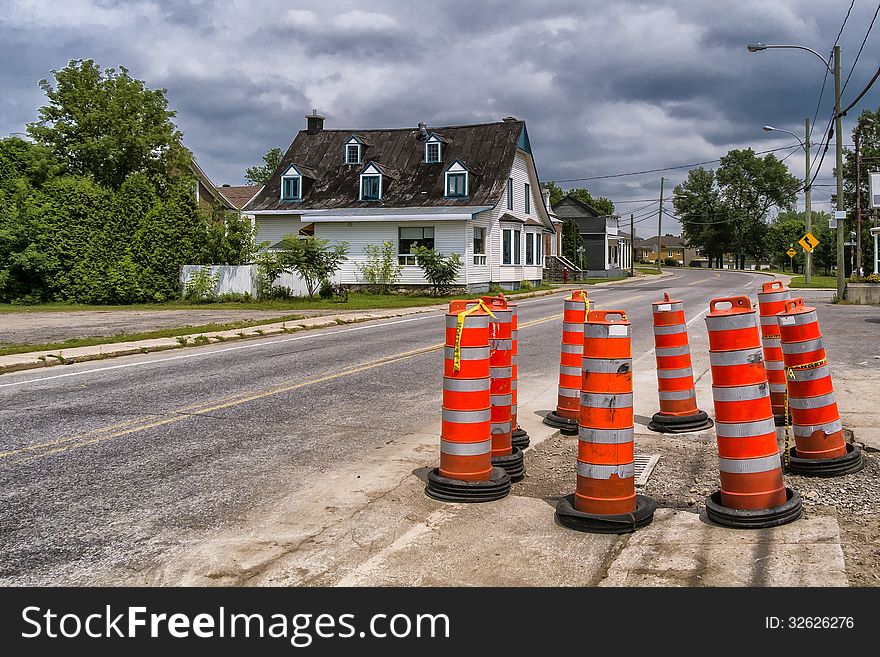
[507,178,513,211]
[446,172,467,197]
[281,172,302,201]
[502,229,512,265]
[514,229,521,264]
[346,143,360,164]
[524,183,530,214]
[360,174,381,200]
[525,232,534,265]
[536,232,542,265]
[473,227,486,265]
[425,141,441,163]
[398,226,434,265]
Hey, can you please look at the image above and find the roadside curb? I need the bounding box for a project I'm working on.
[0,275,667,376]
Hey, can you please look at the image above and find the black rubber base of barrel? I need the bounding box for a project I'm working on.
[786,443,864,478]
[492,447,525,482]
[555,494,657,534]
[511,427,530,449]
[705,487,802,529]
[647,410,714,434]
[543,411,579,434]
[425,466,511,503]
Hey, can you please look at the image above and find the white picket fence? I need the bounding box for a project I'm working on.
[180,264,340,298]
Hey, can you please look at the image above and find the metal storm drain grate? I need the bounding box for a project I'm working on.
[634,454,660,487]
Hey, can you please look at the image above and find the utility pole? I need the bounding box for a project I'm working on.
[855,124,863,277]
[657,177,664,272]
[834,45,845,298]
[630,213,635,277]
[804,117,813,285]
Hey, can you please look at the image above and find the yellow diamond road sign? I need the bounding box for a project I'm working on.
[787,248,797,258]
[798,232,819,252]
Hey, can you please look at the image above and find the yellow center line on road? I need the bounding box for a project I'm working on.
[3,312,564,466]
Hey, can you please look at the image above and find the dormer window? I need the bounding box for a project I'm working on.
[444,160,469,198]
[359,162,383,201]
[280,164,302,201]
[345,135,363,165]
[425,136,442,163]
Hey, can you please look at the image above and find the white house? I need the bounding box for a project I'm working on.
[244,113,555,292]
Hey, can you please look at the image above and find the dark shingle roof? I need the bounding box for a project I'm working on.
[217,185,261,209]
[246,120,524,211]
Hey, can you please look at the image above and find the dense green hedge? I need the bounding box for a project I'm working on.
[0,137,253,304]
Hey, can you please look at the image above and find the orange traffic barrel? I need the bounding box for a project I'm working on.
[481,295,524,481]
[508,300,530,449]
[555,309,656,534]
[703,296,802,529]
[426,299,512,502]
[647,293,713,433]
[776,297,863,477]
[544,290,589,433]
[757,281,791,425]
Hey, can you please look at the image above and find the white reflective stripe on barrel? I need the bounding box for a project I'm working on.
[489,339,513,350]
[560,365,582,377]
[659,389,696,401]
[490,422,512,434]
[781,338,824,355]
[491,394,513,406]
[718,453,781,474]
[657,367,693,379]
[560,343,581,354]
[446,315,489,328]
[442,408,491,423]
[653,301,684,312]
[793,419,843,437]
[490,366,512,378]
[577,462,635,479]
[562,322,583,333]
[788,364,832,381]
[444,346,489,360]
[764,360,785,370]
[762,337,781,348]
[564,300,588,311]
[511,380,518,390]
[789,392,837,409]
[443,378,491,392]
[584,324,631,339]
[711,383,769,402]
[708,347,763,366]
[760,315,778,326]
[491,310,512,321]
[582,358,632,374]
[758,290,790,303]
[655,345,690,357]
[510,404,517,414]
[769,383,788,393]
[580,392,634,407]
[714,417,777,437]
[777,310,819,326]
[653,324,687,335]
[440,439,492,456]
[705,313,756,331]
[578,427,634,444]
[558,386,581,398]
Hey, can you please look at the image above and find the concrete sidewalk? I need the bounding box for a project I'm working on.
[0,274,667,375]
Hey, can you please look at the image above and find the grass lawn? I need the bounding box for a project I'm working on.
[789,274,838,289]
[635,267,663,275]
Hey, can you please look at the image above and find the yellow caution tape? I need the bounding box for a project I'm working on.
[453,299,496,373]
[782,357,828,467]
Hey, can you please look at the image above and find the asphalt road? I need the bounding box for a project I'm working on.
[0,267,764,585]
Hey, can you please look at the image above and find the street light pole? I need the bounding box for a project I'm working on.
[657,176,664,272]
[833,45,845,298]
[805,117,813,285]
[855,124,863,277]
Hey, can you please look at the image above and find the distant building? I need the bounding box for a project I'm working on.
[550,195,627,277]
[634,234,686,264]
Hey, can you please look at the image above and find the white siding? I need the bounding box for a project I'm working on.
[467,210,492,285]
[314,221,468,286]
[255,215,302,246]
[489,150,550,283]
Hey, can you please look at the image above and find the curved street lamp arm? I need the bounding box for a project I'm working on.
[752,43,833,73]
[765,127,806,150]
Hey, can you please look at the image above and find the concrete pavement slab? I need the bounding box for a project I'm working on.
[599,509,847,587]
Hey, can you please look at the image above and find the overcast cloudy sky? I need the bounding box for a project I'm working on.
[2,0,878,234]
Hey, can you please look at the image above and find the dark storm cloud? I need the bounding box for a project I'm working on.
[2,0,878,232]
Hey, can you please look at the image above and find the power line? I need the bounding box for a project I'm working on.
[546,145,798,183]
[842,2,880,94]
[840,66,880,117]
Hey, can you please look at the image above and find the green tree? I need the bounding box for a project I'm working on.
[202,207,258,266]
[356,240,402,293]
[839,107,880,275]
[561,217,582,265]
[28,59,189,189]
[542,181,615,215]
[245,147,283,186]
[767,211,806,272]
[275,235,348,298]
[673,167,729,268]
[414,247,462,296]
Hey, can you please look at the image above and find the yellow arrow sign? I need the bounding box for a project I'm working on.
[798,232,819,252]
[787,247,797,258]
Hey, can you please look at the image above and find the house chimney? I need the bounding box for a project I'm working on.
[542,187,551,213]
[305,109,325,135]
[502,115,518,122]
[417,122,429,140]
